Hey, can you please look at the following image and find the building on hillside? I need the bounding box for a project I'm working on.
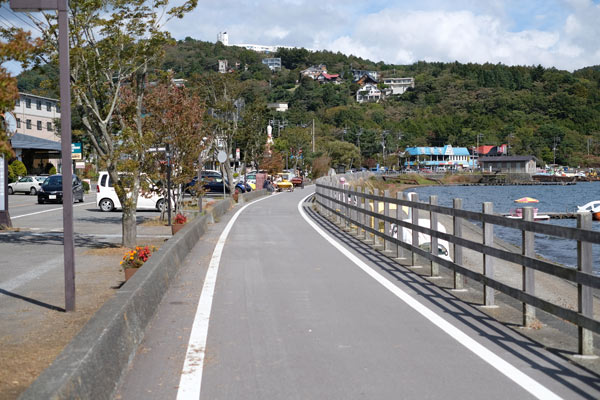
[472,144,507,157]
[262,57,282,71]
[316,72,341,84]
[403,145,472,170]
[351,69,379,82]
[217,31,229,46]
[267,103,288,112]
[9,93,62,174]
[382,77,415,95]
[356,83,382,103]
[478,155,538,174]
[218,59,229,73]
[301,64,327,79]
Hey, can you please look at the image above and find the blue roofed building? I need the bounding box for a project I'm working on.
[403,145,472,170]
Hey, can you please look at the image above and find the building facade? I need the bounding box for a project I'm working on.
[10,93,62,174]
[404,145,472,169]
[262,57,282,71]
[383,77,415,95]
[478,156,537,174]
[356,84,382,103]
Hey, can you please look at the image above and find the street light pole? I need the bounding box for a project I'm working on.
[11,0,75,311]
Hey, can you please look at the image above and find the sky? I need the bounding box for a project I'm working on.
[1,0,599,73]
[164,0,600,71]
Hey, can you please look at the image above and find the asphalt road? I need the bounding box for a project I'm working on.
[117,187,600,400]
[0,192,169,333]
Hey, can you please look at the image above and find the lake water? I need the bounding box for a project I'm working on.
[410,182,600,272]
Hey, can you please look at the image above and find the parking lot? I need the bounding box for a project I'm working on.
[0,191,172,398]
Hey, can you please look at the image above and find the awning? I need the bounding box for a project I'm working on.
[10,133,62,151]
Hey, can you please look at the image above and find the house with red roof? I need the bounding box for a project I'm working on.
[316,72,342,84]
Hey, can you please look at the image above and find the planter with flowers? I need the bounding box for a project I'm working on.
[121,245,156,281]
[171,213,187,234]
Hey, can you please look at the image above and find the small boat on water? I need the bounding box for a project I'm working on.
[577,200,600,221]
[506,207,551,221]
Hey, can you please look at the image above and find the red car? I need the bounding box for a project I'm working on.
[291,176,304,187]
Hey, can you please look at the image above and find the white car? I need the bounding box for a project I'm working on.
[96,171,169,212]
[8,176,45,195]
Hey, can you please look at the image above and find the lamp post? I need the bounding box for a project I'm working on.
[11,0,75,311]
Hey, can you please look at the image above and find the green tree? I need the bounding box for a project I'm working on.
[28,0,197,247]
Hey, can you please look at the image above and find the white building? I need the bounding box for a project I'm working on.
[217,32,229,46]
[383,77,415,95]
[10,93,62,174]
[267,103,288,112]
[218,60,229,73]
[356,84,382,103]
[262,57,282,71]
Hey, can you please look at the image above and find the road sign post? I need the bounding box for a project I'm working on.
[0,156,11,227]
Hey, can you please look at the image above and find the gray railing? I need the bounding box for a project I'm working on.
[315,181,599,356]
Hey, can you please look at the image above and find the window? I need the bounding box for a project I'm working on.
[16,99,20,106]
[26,119,31,129]
[47,122,52,131]
[37,120,42,130]
[26,98,31,108]
[36,100,42,110]
[16,118,21,128]
[46,102,52,111]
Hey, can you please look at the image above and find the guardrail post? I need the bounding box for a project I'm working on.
[483,202,495,307]
[342,183,349,229]
[410,192,420,267]
[522,207,536,327]
[577,212,594,356]
[430,195,439,277]
[361,187,368,240]
[452,198,465,290]
[395,192,404,260]
[373,189,381,247]
[352,187,359,236]
[384,190,391,252]
[336,184,342,226]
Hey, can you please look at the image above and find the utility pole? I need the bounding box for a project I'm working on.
[312,119,315,152]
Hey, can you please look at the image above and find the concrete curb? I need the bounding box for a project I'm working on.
[19,190,268,400]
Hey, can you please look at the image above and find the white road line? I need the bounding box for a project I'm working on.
[176,194,277,400]
[298,192,562,400]
[0,256,63,292]
[11,202,95,219]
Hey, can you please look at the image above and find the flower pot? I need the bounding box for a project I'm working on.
[124,267,139,281]
[171,223,185,235]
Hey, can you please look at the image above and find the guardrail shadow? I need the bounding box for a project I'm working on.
[302,200,600,399]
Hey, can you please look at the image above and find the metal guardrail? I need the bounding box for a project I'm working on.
[315,181,598,356]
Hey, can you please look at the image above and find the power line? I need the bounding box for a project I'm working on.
[1,4,42,33]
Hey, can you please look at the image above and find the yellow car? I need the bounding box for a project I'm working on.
[274,173,294,191]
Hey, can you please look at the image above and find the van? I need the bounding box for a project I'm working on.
[96,171,168,212]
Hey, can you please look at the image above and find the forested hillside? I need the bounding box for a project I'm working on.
[19,37,600,168]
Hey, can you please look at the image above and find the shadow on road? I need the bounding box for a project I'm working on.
[0,288,64,312]
[302,199,600,399]
[0,231,119,249]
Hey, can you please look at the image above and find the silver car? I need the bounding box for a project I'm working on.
[8,176,46,195]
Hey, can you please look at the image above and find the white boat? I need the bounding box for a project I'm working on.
[577,200,600,221]
[506,207,550,221]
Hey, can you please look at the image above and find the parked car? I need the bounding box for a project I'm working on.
[8,176,46,195]
[184,170,222,195]
[37,174,85,204]
[186,171,250,195]
[96,171,169,212]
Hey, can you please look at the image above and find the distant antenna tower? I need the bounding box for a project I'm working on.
[217,32,229,46]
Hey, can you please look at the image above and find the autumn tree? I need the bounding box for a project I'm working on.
[141,79,209,211]
[24,0,197,247]
[0,24,41,156]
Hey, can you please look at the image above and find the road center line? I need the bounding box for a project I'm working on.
[176,193,277,400]
[298,192,562,400]
[10,202,95,219]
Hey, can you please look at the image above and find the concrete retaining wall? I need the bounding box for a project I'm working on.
[20,191,267,399]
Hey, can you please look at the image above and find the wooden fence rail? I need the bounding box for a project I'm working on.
[315,182,599,356]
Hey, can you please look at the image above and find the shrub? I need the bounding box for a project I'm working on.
[82,180,90,192]
[9,160,26,180]
[49,165,57,175]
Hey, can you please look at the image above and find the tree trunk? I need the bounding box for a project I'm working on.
[122,207,137,248]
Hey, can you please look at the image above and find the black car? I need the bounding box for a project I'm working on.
[185,171,249,194]
[38,174,85,204]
